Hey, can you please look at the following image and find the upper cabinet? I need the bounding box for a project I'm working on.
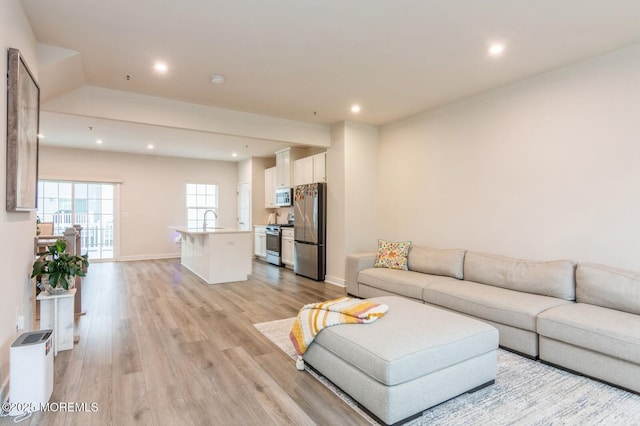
[264,166,278,208]
[275,147,305,188]
[294,152,327,186]
[312,152,326,183]
[293,156,313,186]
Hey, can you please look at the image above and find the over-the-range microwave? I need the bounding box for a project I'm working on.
[275,187,293,207]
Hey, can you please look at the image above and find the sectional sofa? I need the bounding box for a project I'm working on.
[346,245,640,393]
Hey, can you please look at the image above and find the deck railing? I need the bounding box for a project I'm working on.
[39,213,113,258]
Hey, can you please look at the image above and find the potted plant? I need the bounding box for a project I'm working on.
[31,239,89,293]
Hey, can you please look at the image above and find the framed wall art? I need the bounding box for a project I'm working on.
[6,47,39,212]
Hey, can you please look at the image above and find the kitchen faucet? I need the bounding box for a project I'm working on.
[203,209,218,230]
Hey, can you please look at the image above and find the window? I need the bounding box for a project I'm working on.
[186,183,218,229]
[37,180,116,260]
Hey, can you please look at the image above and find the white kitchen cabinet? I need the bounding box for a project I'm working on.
[312,152,326,183]
[293,156,313,186]
[264,167,277,208]
[175,228,253,285]
[281,228,294,267]
[254,226,267,258]
[275,150,289,189]
[293,152,326,185]
[275,147,305,188]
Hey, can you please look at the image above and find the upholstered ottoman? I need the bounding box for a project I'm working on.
[303,296,499,425]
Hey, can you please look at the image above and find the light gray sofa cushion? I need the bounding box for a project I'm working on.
[538,303,640,364]
[358,268,457,300]
[576,262,640,315]
[423,280,572,332]
[346,252,377,296]
[463,252,576,301]
[408,246,465,279]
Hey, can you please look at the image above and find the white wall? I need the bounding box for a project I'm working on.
[326,121,379,285]
[326,124,346,284]
[237,158,251,184]
[344,122,380,256]
[0,0,38,402]
[39,146,238,260]
[379,43,640,270]
[249,157,275,227]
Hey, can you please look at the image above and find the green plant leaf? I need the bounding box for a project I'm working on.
[31,238,89,289]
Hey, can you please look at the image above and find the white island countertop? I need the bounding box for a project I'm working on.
[171,226,251,235]
[171,226,252,284]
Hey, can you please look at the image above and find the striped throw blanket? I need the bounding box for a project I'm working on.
[289,297,389,357]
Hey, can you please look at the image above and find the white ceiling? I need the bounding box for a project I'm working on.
[39,111,293,160]
[20,0,640,160]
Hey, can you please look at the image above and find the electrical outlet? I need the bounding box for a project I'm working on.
[16,315,25,331]
[15,307,25,331]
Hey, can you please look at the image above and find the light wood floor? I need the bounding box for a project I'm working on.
[8,259,368,426]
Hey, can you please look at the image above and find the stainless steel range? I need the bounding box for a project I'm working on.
[265,224,293,266]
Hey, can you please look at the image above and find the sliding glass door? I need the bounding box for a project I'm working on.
[37,180,116,260]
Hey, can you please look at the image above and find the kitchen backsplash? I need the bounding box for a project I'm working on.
[264,207,293,225]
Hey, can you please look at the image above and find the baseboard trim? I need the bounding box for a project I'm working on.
[119,254,180,262]
[324,275,345,287]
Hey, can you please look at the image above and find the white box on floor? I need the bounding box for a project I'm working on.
[9,330,54,416]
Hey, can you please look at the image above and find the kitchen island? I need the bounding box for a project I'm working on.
[172,227,252,284]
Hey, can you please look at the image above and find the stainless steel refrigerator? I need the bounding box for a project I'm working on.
[294,182,326,281]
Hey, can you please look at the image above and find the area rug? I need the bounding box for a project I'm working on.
[254,317,640,425]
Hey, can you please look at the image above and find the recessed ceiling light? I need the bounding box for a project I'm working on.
[147,144,154,150]
[232,152,238,157]
[154,62,168,73]
[488,43,505,57]
[96,139,103,145]
[211,75,225,84]
[351,105,361,114]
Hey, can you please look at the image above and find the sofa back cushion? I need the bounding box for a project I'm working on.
[463,251,576,301]
[407,246,465,279]
[576,263,640,315]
